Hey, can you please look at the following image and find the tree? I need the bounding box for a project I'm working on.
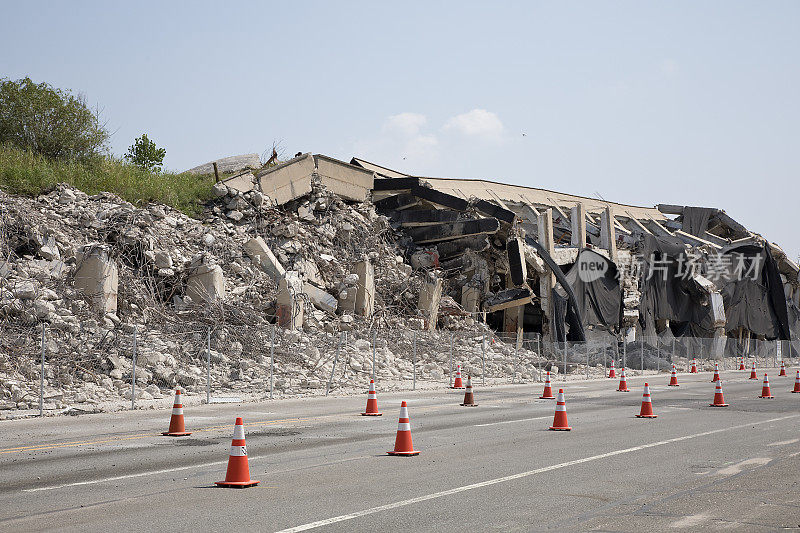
[125,134,166,172]
[0,77,109,161]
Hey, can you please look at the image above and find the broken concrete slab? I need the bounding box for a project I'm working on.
[314,155,374,202]
[186,264,225,303]
[407,218,499,245]
[303,282,338,314]
[474,199,516,224]
[257,153,314,206]
[184,153,261,175]
[394,209,460,227]
[74,245,118,314]
[435,235,490,260]
[410,185,469,211]
[374,193,421,212]
[485,286,533,313]
[243,237,285,280]
[220,171,255,194]
[461,285,481,314]
[372,177,421,192]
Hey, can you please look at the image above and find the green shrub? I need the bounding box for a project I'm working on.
[0,77,110,161]
[125,133,166,172]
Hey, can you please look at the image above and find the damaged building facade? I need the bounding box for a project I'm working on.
[244,152,799,359]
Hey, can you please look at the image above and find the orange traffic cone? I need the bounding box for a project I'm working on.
[711,363,720,383]
[779,360,786,376]
[690,358,698,373]
[749,362,758,379]
[549,389,571,431]
[162,389,191,437]
[215,417,259,488]
[668,365,679,386]
[608,360,616,379]
[451,364,465,389]
[709,380,728,407]
[540,371,555,399]
[792,370,800,393]
[460,375,477,406]
[617,368,630,392]
[362,379,382,416]
[758,374,774,398]
[738,357,745,371]
[387,401,420,456]
[636,382,657,418]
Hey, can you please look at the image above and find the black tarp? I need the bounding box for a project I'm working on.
[638,235,712,333]
[720,244,791,340]
[553,249,622,341]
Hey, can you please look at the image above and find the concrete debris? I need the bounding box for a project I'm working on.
[184,153,261,176]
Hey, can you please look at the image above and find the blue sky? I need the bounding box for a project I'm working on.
[3,1,798,258]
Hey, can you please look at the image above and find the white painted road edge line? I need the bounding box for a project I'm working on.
[473,416,549,427]
[274,414,800,533]
[22,460,228,493]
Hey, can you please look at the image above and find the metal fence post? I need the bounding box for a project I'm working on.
[206,326,211,404]
[131,327,137,410]
[563,341,567,380]
[585,342,589,380]
[537,335,542,381]
[640,335,644,372]
[269,325,275,400]
[671,338,675,366]
[326,332,340,396]
[623,337,627,369]
[449,332,454,387]
[413,330,417,391]
[481,331,486,386]
[39,323,45,417]
[513,341,518,384]
[372,329,377,381]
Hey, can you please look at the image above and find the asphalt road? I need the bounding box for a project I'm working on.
[1,369,799,532]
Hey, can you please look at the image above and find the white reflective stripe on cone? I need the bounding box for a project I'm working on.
[397,423,411,431]
[229,445,248,456]
[171,407,184,415]
[233,425,245,440]
[555,404,566,411]
[368,393,377,399]
[556,392,565,402]
[399,405,408,418]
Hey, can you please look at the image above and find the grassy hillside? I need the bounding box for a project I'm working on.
[0,144,215,217]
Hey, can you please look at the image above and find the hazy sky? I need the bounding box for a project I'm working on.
[3,1,798,258]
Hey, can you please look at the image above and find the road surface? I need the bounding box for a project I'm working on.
[1,369,799,531]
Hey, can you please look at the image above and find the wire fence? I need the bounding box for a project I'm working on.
[1,322,798,416]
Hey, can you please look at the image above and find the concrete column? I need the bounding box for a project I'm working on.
[418,276,442,331]
[355,260,374,317]
[600,207,617,261]
[537,209,555,342]
[570,203,587,248]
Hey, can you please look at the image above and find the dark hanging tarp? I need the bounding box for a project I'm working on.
[554,249,622,336]
[638,235,711,333]
[720,244,791,340]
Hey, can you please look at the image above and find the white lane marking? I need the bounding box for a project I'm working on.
[670,514,709,528]
[768,438,799,446]
[274,414,799,533]
[473,416,548,427]
[22,460,229,492]
[717,457,770,476]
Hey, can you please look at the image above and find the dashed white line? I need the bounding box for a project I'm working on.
[474,416,549,427]
[274,414,800,532]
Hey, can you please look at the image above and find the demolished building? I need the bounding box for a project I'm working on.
[246,152,798,357]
